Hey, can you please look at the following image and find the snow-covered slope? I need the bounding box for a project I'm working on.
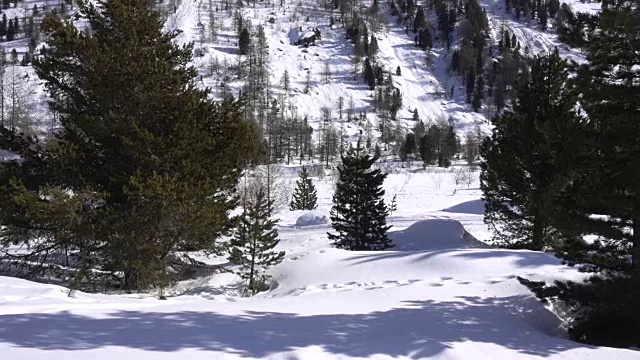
[2,167,638,360]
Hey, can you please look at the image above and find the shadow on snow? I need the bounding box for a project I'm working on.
[0,296,588,357]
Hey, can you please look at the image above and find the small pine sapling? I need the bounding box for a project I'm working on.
[228,189,285,295]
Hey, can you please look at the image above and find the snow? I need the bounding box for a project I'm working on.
[294,210,329,226]
[1,164,638,359]
[390,217,486,251]
[0,149,20,162]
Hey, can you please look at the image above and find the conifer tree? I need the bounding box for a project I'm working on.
[228,189,285,295]
[328,141,392,250]
[480,49,578,250]
[553,0,640,279]
[239,27,250,55]
[0,0,261,291]
[289,166,318,210]
[521,5,640,347]
[364,57,375,90]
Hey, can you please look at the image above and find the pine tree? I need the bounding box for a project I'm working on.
[289,166,318,210]
[0,0,262,291]
[480,49,579,250]
[6,19,14,41]
[419,131,435,167]
[328,141,392,250]
[520,4,640,347]
[399,132,416,163]
[228,188,285,295]
[239,27,250,55]
[551,0,640,279]
[364,57,375,90]
[367,35,379,59]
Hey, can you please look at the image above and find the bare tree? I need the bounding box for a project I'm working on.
[281,69,290,93]
[336,96,344,120]
[322,60,331,84]
[304,70,311,94]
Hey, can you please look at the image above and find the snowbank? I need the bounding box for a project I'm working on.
[295,211,329,227]
[442,199,486,215]
[390,217,486,251]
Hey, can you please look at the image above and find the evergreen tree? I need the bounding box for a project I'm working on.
[399,132,416,163]
[239,27,250,55]
[419,131,435,166]
[367,35,379,58]
[437,124,457,167]
[554,0,640,279]
[0,14,6,40]
[289,166,318,210]
[480,49,578,250]
[6,19,14,41]
[228,188,285,295]
[0,0,261,291]
[364,57,375,90]
[520,3,640,347]
[328,141,392,250]
[413,7,426,32]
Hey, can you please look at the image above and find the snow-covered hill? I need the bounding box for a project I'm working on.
[158,0,600,144]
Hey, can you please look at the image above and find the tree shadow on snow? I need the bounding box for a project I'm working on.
[0,296,593,357]
[343,248,563,269]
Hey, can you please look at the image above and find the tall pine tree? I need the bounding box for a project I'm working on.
[328,141,392,250]
[480,49,580,250]
[520,2,640,347]
[555,0,640,279]
[0,0,261,291]
[228,188,285,295]
[289,166,318,210]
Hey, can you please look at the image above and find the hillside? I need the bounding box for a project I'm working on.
[0,0,600,148]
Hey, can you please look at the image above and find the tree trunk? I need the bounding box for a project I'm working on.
[531,213,545,251]
[632,217,640,280]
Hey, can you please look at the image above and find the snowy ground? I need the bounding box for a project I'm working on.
[2,165,638,360]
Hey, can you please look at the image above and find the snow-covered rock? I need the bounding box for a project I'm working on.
[295,211,329,226]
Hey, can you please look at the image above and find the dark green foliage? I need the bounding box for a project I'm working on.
[328,141,392,251]
[364,57,375,90]
[480,50,579,251]
[418,27,432,50]
[420,123,457,168]
[413,7,426,32]
[513,5,640,348]
[418,129,434,167]
[0,0,261,291]
[368,35,379,58]
[472,74,484,112]
[552,0,640,277]
[399,132,416,162]
[239,27,250,55]
[228,188,285,296]
[6,19,14,41]
[289,166,318,211]
[519,275,640,348]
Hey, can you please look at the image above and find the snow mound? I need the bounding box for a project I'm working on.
[295,211,329,227]
[442,199,486,215]
[390,217,485,251]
